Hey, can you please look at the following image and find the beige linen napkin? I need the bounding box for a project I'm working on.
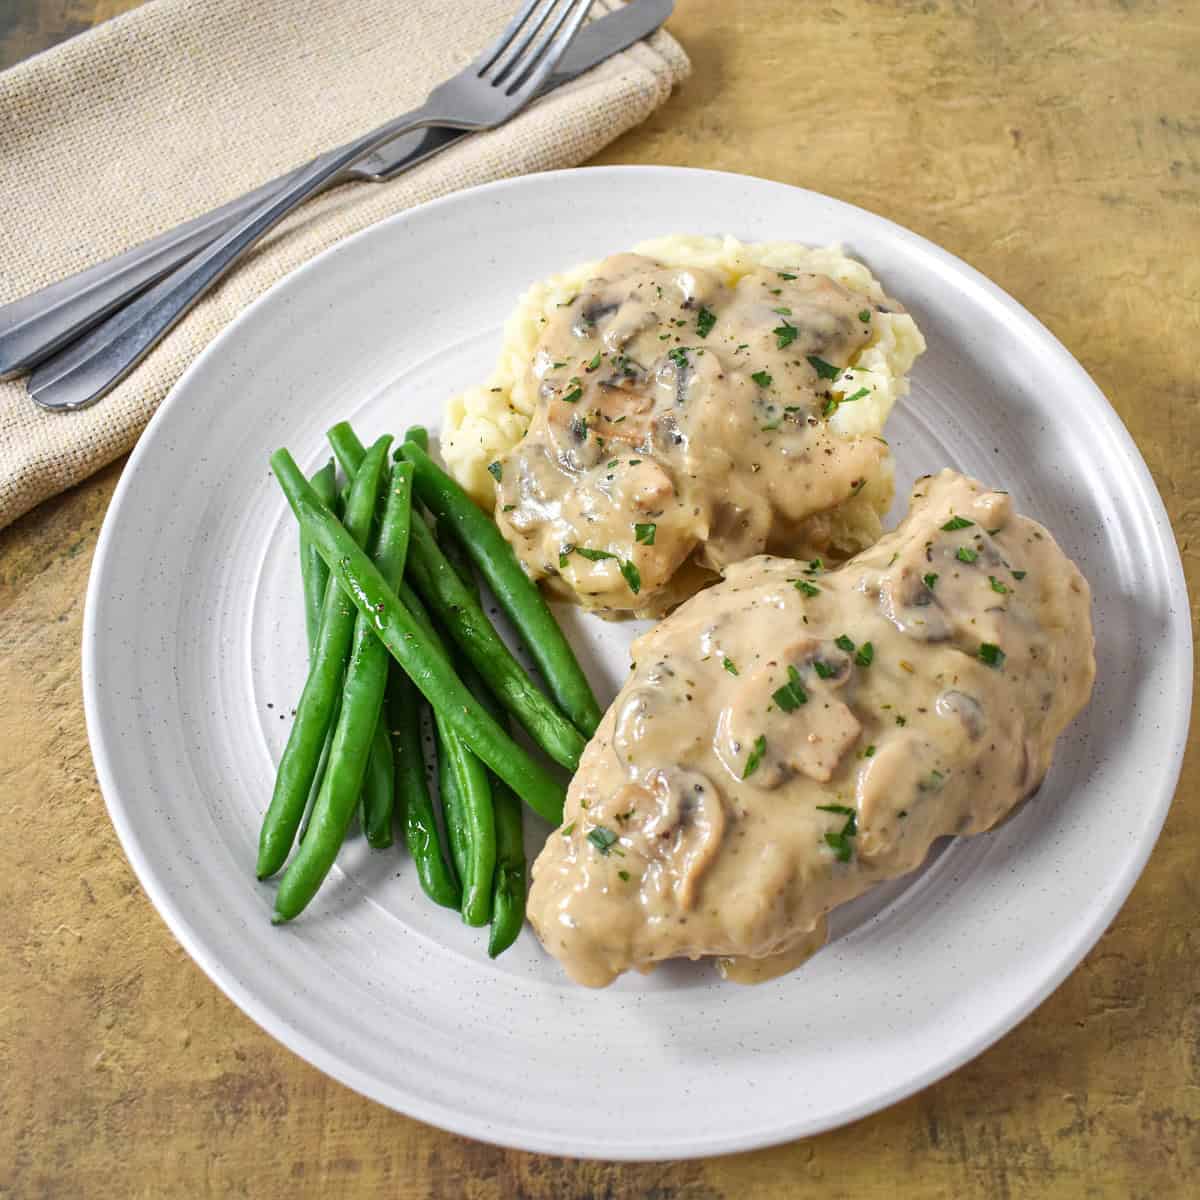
[0,0,688,530]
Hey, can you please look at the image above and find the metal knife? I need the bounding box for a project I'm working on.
[0,0,673,381]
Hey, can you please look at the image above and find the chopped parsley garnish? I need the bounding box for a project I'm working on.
[773,321,799,349]
[487,461,502,482]
[561,822,575,836]
[978,642,1006,668]
[807,355,841,380]
[634,522,656,546]
[743,735,767,779]
[751,370,773,388]
[502,504,515,512]
[895,714,907,726]
[619,559,642,595]
[575,546,615,562]
[696,306,717,338]
[561,378,583,404]
[921,769,946,792]
[795,580,820,597]
[864,744,876,757]
[843,387,870,403]
[777,271,797,280]
[772,306,792,316]
[813,660,836,680]
[722,657,739,676]
[1012,569,1027,580]
[923,572,939,590]
[606,459,618,468]
[855,642,875,668]
[587,826,618,854]
[822,396,839,418]
[558,545,575,569]
[988,575,1009,594]
[835,634,856,653]
[617,869,631,882]
[956,546,979,564]
[942,516,974,531]
[817,804,858,862]
[858,309,872,322]
[667,346,690,369]
[586,350,602,371]
[805,558,824,575]
[772,665,808,712]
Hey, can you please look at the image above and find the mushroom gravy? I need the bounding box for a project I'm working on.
[493,253,900,615]
[527,470,1095,987]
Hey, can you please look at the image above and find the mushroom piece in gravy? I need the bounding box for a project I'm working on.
[493,253,904,615]
[527,470,1096,988]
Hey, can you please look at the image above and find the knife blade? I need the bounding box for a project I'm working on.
[0,0,675,379]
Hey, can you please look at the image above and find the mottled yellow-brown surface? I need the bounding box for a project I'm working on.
[1,1,1197,1196]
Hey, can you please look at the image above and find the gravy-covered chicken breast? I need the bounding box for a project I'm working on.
[527,470,1095,987]
[443,237,925,616]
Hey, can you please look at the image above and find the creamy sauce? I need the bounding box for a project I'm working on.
[527,471,1096,988]
[494,253,892,615]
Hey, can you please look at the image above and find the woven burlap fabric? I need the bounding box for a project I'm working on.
[0,0,688,530]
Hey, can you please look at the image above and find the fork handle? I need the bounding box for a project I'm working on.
[29,104,442,412]
[0,125,469,381]
[0,173,292,381]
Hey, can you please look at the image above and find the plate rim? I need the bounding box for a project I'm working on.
[82,164,1193,1159]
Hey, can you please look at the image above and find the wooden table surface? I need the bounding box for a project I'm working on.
[2,2,1197,1196]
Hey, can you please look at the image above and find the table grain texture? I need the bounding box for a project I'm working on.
[2,1,1197,1197]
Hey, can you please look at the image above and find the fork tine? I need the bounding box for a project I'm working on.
[486,0,558,87]
[503,0,594,98]
[473,0,546,76]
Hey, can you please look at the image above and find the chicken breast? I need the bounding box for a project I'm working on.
[490,252,914,615]
[527,470,1096,987]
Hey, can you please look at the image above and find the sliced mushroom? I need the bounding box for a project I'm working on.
[936,690,986,739]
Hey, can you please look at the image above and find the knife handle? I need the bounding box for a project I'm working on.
[0,174,290,381]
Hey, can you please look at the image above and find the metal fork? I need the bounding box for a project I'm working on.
[29,0,594,412]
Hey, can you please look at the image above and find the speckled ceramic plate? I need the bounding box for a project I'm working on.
[82,167,1191,1159]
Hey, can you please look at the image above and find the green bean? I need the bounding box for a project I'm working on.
[257,436,391,880]
[399,439,602,737]
[439,525,525,955]
[487,780,525,958]
[270,449,566,823]
[385,662,460,909]
[360,463,414,849]
[405,518,585,772]
[399,582,494,926]
[325,423,401,846]
[296,460,339,845]
[403,425,429,451]
[274,458,412,920]
[301,459,337,652]
[298,691,338,845]
[361,710,395,848]
[327,421,367,484]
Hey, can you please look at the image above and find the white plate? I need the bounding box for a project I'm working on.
[83,167,1191,1159]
